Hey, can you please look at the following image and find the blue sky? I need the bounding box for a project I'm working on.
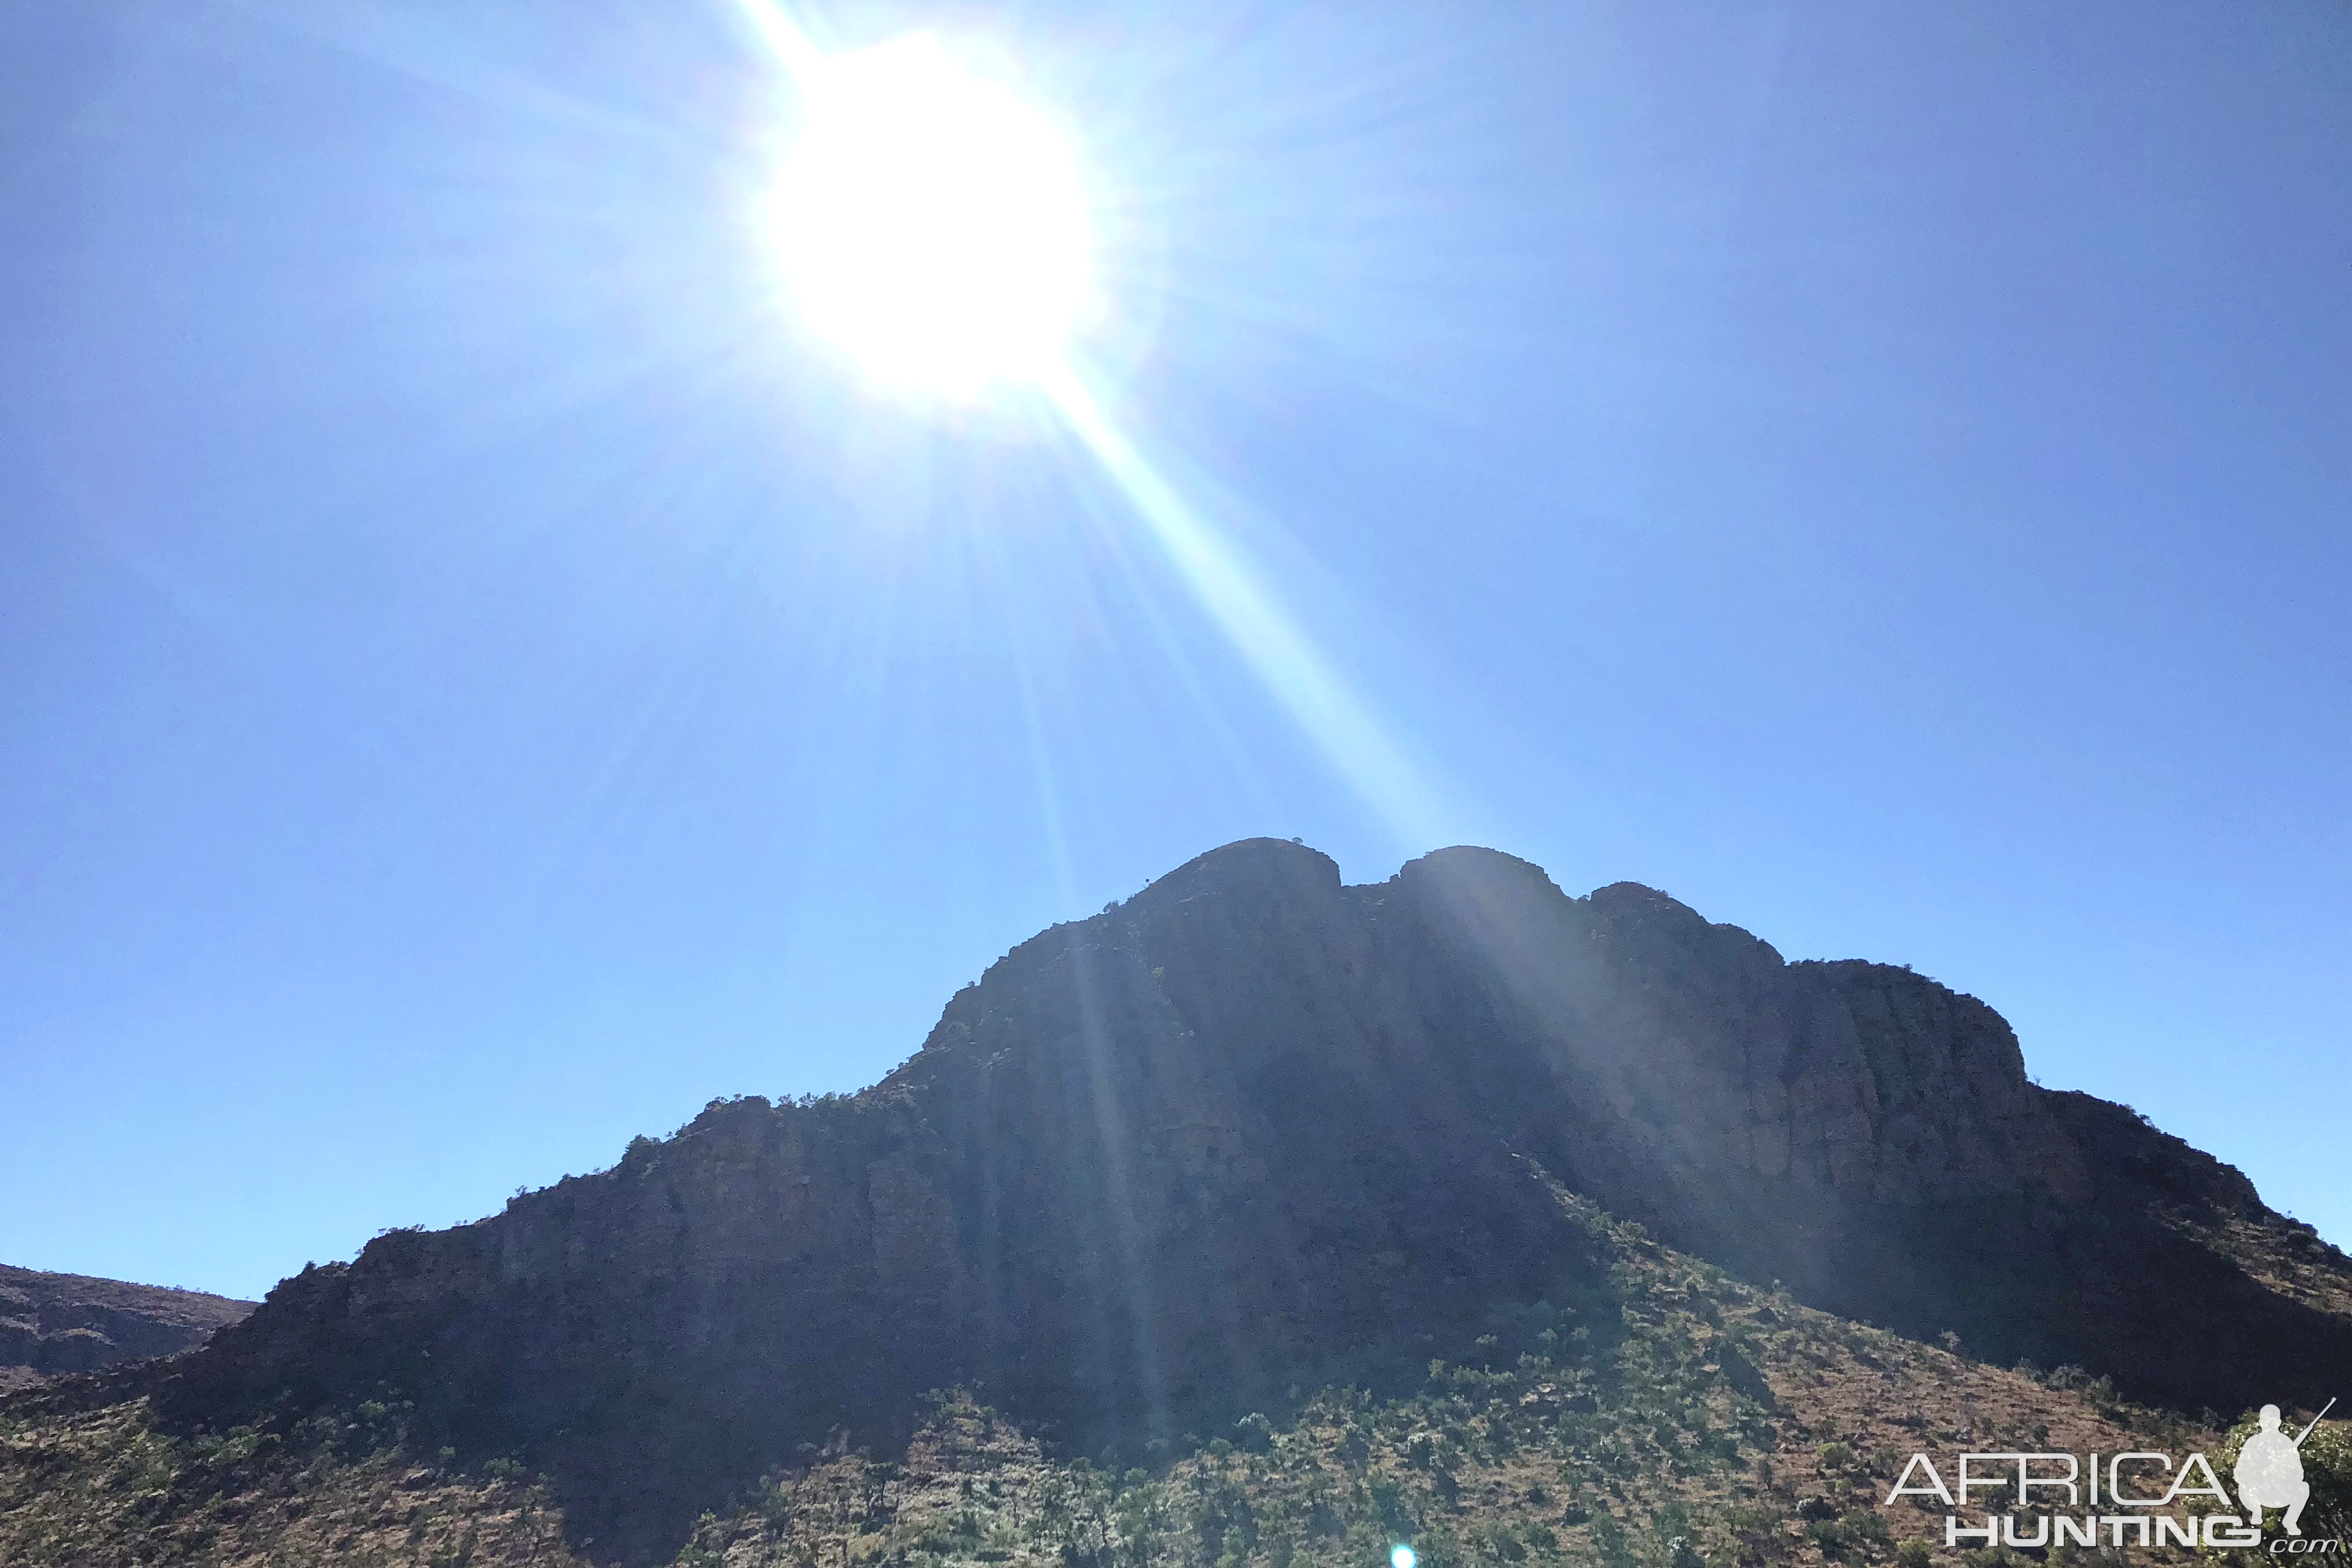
[3,0,2346,1304]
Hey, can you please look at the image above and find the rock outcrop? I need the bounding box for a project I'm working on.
[0,1265,252,1390]
[159,840,2352,1562]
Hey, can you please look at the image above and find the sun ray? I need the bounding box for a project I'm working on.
[1039,357,1451,851]
[736,2,1455,852]
[729,0,824,85]
[999,615,1175,1443]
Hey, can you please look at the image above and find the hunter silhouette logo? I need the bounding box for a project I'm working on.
[2241,1400,2336,1536]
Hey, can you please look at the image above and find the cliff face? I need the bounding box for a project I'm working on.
[0,1266,252,1390]
[161,841,2352,1560]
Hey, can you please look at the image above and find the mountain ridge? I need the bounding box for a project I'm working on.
[0,1265,253,1393]
[134,838,2351,1561]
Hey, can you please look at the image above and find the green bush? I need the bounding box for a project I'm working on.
[1839,1509,1889,1545]
[1588,1515,1634,1568]
[1805,1517,1853,1559]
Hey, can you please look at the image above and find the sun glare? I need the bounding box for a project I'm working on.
[736,0,1448,850]
[771,34,1092,397]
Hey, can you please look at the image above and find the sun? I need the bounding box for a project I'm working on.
[770,34,1093,398]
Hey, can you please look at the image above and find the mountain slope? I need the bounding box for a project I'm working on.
[9,1197,2334,1568]
[0,1266,253,1392]
[10,839,2349,1564]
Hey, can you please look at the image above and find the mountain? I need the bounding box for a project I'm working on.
[0,1265,253,1392]
[4,839,2348,1567]
[21,1200,2328,1568]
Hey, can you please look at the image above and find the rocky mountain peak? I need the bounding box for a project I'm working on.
[151,840,2352,1562]
[1131,836,1344,910]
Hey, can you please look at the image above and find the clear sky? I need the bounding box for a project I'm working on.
[4,0,2346,1304]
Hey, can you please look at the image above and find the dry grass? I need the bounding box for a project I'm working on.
[0,1393,588,1567]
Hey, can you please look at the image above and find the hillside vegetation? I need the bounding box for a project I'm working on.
[12,1192,2324,1568]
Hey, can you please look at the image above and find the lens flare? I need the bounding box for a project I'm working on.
[1392,1545,1418,1568]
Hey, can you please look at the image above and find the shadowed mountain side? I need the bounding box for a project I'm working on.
[0,1266,253,1391]
[1377,853,2352,1411]
[154,840,2352,1563]
[34,1198,2338,1568]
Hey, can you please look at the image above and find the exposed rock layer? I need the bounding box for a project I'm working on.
[0,1264,252,1390]
[161,840,2352,1560]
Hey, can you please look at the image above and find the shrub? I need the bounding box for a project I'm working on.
[1839,1509,1889,1545]
[1588,1515,1633,1568]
